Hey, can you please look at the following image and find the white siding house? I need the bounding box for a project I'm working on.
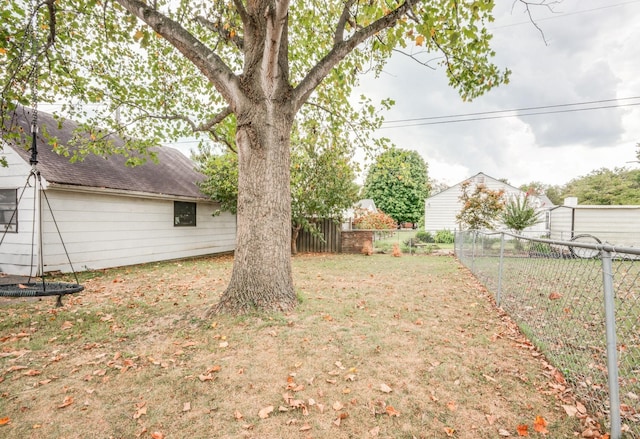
[549,203,640,247]
[424,172,552,234]
[1,107,235,275]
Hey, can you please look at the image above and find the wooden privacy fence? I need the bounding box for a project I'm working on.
[295,219,341,253]
[295,220,376,254]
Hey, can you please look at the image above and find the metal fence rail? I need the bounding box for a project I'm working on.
[456,230,640,439]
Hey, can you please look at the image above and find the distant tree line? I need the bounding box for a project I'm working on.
[521,166,640,206]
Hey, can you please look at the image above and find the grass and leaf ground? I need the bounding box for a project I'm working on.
[0,254,602,438]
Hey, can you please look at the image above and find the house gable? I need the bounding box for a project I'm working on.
[424,172,549,233]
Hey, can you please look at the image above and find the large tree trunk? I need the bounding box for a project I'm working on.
[210,101,297,315]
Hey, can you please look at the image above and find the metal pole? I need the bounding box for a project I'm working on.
[471,231,477,272]
[35,169,44,277]
[601,250,621,439]
[497,233,505,306]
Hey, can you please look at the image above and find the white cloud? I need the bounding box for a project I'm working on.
[354,0,640,188]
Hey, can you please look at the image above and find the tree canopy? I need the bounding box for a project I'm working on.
[362,147,430,225]
[1,0,524,314]
[522,166,640,206]
[560,167,640,205]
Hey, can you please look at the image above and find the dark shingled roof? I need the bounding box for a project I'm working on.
[3,106,209,200]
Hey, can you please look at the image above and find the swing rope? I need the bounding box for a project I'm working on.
[0,1,84,307]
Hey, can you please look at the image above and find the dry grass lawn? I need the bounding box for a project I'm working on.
[0,254,599,438]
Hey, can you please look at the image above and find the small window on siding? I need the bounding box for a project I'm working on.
[174,201,196,227]
[0,189,18,233]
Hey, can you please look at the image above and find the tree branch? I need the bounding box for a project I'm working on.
[334,0,356,45]
[113,0,241,107]
[231,0,249,25]
[293,0,415,111]
[260,0,290,98]
[194,16,244,50]
[513,0,562,46]
[391,48,437,70]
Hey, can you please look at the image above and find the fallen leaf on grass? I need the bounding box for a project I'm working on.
[0,417,10,425]
[533,415,548,434]
[516,424,528,436]
[379,383,392,393]
[333,401,344,411]
[554,370,566,384]
[299,423,312,431]
[498,429,511,436]
[151,432,164,439]
[562,405,578,417]
[258,405,274,419]
[333,412,348,426]
[61,321,74,330]
[58,396,74,409]
[183,402,191,412]
[369,426,380,437]
[385,406,400,417]
[133,402,147,419]
[548,291,562,300]
[23,369,41,376]
[576,401,587,414]
[446,401,457,411]
[444,427,455,437]
[234,410,243,420]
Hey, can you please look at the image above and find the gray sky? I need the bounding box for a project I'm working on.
[353,0,640,188]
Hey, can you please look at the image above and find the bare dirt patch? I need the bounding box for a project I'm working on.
[0,254,595,438]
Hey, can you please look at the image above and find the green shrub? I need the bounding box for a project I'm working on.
[434,229,455,244]
[528,241,552,255]
[415,231,434,243]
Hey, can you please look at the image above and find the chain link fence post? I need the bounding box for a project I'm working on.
[601,249,622,439]
[497,232,505,307]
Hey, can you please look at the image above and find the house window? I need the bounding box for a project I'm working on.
[0,189,18,233]
[174,201,196,227]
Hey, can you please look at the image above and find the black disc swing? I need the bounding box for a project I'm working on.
[0,4,83,307]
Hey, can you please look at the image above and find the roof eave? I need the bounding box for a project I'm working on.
[47,182,216,204]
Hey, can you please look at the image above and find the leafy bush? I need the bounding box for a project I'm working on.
[528,241,552,256]
[415,231,434,243]
[434,229,455,244]
[501,194,541,234]
[353,210,397,230]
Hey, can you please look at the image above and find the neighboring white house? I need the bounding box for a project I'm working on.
[549,199,640,247]
[424,172,553,234]
[0,106,236,275]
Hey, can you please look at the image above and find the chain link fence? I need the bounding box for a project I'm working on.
[456,230,640,439]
